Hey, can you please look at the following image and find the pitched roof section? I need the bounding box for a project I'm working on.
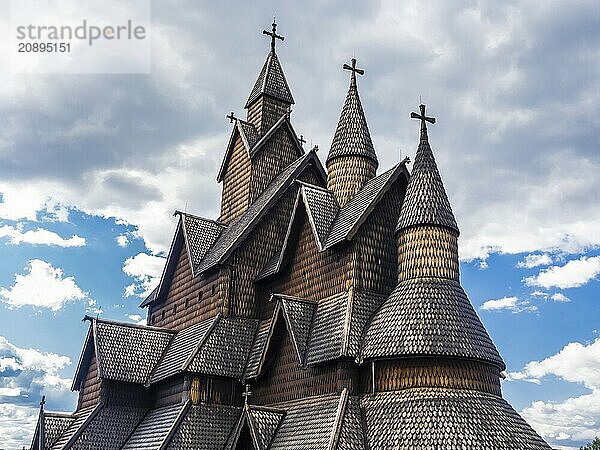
[277,295,316,365]
[92,318,174,384]
[326,72,377,166]
[198,150,325,274]
[225,405,285,450]
[149,316,219,384]
[325,162,408,248]
[121,403,190,450]
[396,121,458,233]
[300,183,340,250]
[245,51,294,108]
[72,318,174,388]
[361,277,505,370]
[166,403,240,450]
[179,212,226,275]
[187,316,258,379]
[362,389,552,449]
[50,404,100,450]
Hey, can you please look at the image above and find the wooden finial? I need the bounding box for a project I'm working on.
[410,103,436,136]
[262,20,284,53]
[299,135,306,145]
[343,57,365,87]
[242,383,252,407]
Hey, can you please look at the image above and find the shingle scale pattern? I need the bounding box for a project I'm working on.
[245,51,294,107]
[244,318,272,379]
[181,214,225,273]
[95,321,173,384]
[337,396,367,450]
[150,316,218,384]
[397,129,458,232]
[68,405,146,450]
[301,185,339,249]
[326,79,377,165]
[50,405,98,450]
[280,298,316,363]
[238,120,259,149]
[247,407,285,450]
[269,395,341,449]
[361,277,505,369]
[306,294,346,366]
[197,152,314,273]
[188,317,258,379]
[361,389,552,450]
[166,404,240,450]
[122,404,186,449]
[326,164,401,249]
[44,414,74,449]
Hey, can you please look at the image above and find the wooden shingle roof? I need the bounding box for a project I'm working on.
[245,50,294,108]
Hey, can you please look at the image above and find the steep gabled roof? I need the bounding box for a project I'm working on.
[149,314,258,383]
[225,405,285,450]
[243,295,316,380]
[72,318,174,389]
[149,316,220,384]
[121,402,190,450]
[217,114,304,182]
[198,150,326,274]
[396,120,458,233]
[49,404,101,450]
[245,51,294,108]
[325,161,408,248]
[256,162,408,282]
[326,68,377,166]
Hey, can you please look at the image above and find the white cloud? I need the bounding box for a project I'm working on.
[116,234,129,247]
[550,292,571,303]
[517,253,553,269]
[525,256,600,289]
[0,336,75,449]
[127,314,146,325]
[0,224,85,247]
[122,252,165,298]
[480,296,537,313]
[509,339,600,446]
[0,259,87,310]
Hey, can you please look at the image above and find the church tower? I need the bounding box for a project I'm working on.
[217,21,303,224]
[326,58,378,207]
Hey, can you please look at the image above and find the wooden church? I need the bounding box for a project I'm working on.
[30,22,552,450]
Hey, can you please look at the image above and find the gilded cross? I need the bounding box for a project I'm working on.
[343,58,364,86]
[226,112,236,123]
[263,20,284,53]
[410,104,436,129]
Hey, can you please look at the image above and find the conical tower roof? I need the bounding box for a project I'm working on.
[396,106,458,233]
[326,60,378,166]
[245,50,294,108]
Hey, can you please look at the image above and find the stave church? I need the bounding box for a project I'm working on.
[30,22,552,450]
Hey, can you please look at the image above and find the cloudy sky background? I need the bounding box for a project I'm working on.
[0,0,599,448]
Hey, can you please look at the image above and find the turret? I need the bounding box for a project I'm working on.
[326,58,378,207]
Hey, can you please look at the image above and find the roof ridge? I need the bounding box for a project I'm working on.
[174,210,226,227]
[82,315,176,333]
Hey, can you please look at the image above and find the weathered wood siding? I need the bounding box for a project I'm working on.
[77,354,101,410]
[220,133,251,224]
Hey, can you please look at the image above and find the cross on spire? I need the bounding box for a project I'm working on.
[343,58,365,87]
[242,384,252,407]
[263,20,284,53]
[299,134,306,145]
[410,104,436,138]
[226,111,236,123]
[40,396,46,409]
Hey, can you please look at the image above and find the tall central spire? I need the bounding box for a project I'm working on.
[245,21,294,135]
[326,58,378,207]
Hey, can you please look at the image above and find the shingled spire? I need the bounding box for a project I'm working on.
[326,58,378,207]
[362,104,505,371]
[245,20,294,135]
[397,104,458,233]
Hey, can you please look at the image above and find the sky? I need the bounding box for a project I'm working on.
[0,0,599,448]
